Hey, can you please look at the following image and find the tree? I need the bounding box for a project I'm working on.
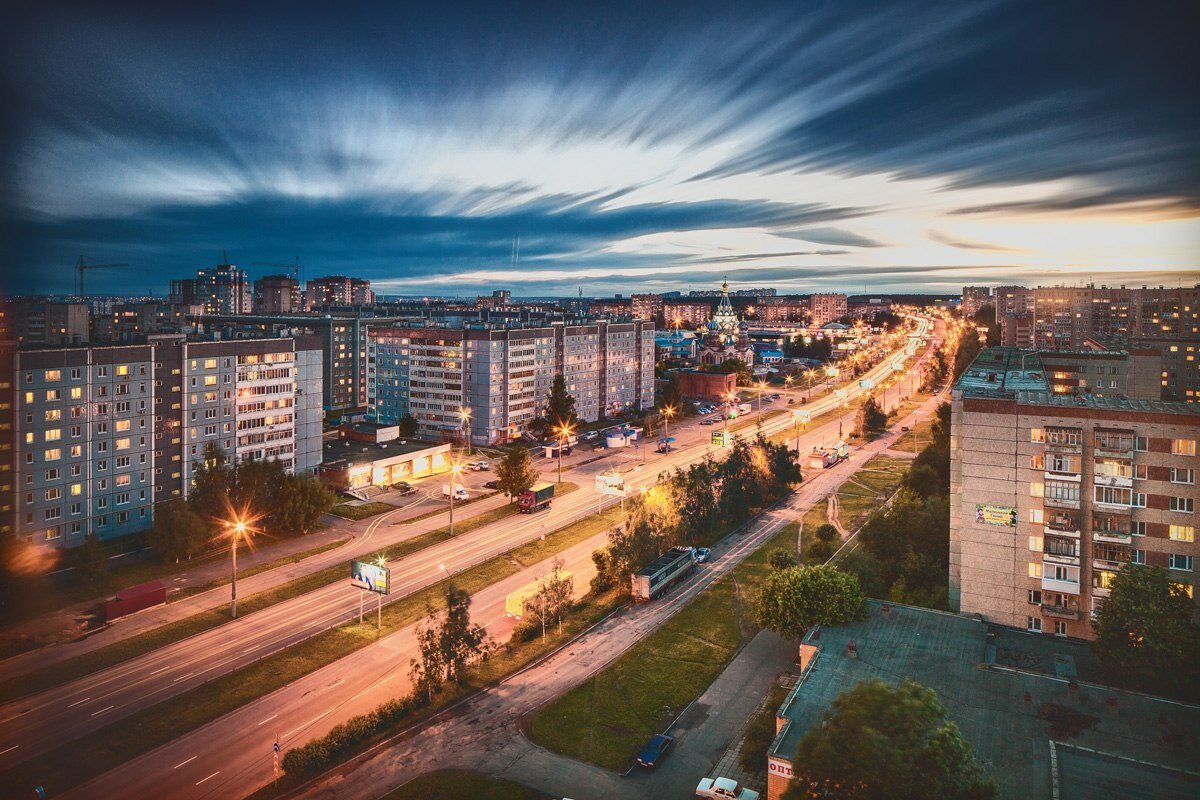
[189,442,232,524]
[545,373,578,428]
[660,371,685,414]
[528,559,574,638]
[272,475,337,535]
[396,413,418,438]
[495,445,539,502]
[756,564,868,641]
[769,547,798,571]
[1092,564,1200,699]
[149,497,212,562]
[784,678,997,800]
[901,463,942,499]
[231,458,286,513]
[438,584,490,684]
[72,532,107,584]
[854,395,887,438]
[803,523,840,563]
[409,609,446,704]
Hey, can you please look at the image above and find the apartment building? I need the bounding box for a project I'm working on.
[4,300,90,345]
[254,274,302,314]
[757,299,808,324]
[92,301,205,343]
[367,320,654,444]
[950,347,1199,639]
[961,286,992,318]
[630,293,664,326]
[8,335,324,550]
[305,275,375,309]
[662,300,714,329]
[808,293,848,326]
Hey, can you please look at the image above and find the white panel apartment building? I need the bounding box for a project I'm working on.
[368,320,654,445]
[9,335,324,550]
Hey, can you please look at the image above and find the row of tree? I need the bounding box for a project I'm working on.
[149,443,336,563]
[590,434,802,593]
[839,402,952,610]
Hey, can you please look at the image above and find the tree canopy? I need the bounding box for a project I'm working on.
[854,395,888,438]
[785,678,997,800]
[1092,564,1200,700]
[495,445,539,502]
[756,564,868,641]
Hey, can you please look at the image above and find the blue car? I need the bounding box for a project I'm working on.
[636,733,674,768]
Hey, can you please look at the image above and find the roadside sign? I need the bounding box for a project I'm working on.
[350,560,391,595]
[711,430,730,447]
[595,473,627,496]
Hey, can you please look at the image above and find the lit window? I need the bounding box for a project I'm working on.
[1028,562,1043,578]
[1172,439,1196,456]
[1169,525,1195,543]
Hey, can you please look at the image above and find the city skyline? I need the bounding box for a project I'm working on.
[3,1,1197,297]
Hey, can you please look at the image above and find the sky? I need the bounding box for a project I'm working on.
[1,0,1197,298]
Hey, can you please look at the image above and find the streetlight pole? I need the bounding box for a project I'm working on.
[448,463,462,536]
[228,519,248,619]
[460,408,472,456]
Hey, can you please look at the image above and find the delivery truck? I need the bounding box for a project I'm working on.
[504,571,575,619]
[631,547,696,601]
[518,481,555,513]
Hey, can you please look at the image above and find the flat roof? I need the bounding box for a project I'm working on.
[321,437,448,465]
[770,602,1200,799]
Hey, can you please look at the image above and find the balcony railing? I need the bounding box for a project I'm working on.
[1094,433,1134,456]
[1044,496,1080,510]
[1093,528,1132,544]
[1042,575,1080,595]
[1043,550,1080,566]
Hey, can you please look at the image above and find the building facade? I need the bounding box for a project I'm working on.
[254,275,302,314]
[4,300,90,345]
[662,300,714,329]
[950,347,1199,639]
[367,320,654,444]
[184,262,253,315]
[961,286,992,318]
[305,275,375,309]
[630,293,665,326]
[7,335,324,550]
[808,293,848,326]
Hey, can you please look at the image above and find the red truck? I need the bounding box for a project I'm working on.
[102,580,167,623]
[518,482,555,513]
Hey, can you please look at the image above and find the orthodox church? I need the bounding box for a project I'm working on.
[697,279,755,367]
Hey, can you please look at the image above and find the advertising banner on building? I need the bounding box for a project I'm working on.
[767,756,794,780]
[975,503,1018,528]
[351,560,391,594]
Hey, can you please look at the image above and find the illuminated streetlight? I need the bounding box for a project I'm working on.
[226,512,256,620]
[555,421,574,483]
[448,461,464,536]
[662,405,676,445]
[458,408,472,456]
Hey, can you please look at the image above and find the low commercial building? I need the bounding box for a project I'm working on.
[676,369,736,401]
[318,434,451,494]
[950,347,1199,638]
[766,601,1200,800]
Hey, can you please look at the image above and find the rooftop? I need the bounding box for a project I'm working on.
[771,601,1200,799]
[955,347,1200,415]
[321,436,447,465]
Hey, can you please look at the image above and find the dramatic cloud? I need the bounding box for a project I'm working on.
[0,0,1196,296]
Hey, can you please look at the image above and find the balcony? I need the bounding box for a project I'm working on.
[1040,603,1082,620]
[1042,575,1081,595]
[1045,429,1083,453]
[1093,528,1132,545]
[1043,549,1080,566]
[1093,498,1133,514]
[1045,470,1081,483]
[1094,431,1135,457]
[1093,472,1133,489]
[1044,495,1080,511]
[1091,583,1112,599]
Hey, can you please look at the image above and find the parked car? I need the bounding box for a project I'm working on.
[694,548,711,563]
[442,484,469,501]
[583,430,600,441]
[787,398,795,404]
[636,733,673,768]
[901,425,910,432]
[392,481,416,495]
[468,460,490,471]
[700,418,714,425]
[696,777,759,800]
[483,479,500,490]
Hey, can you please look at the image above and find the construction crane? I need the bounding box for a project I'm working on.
[251,257,303,281]
[76,256,130,298]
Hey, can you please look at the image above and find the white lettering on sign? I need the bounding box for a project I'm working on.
[768,756,794,780]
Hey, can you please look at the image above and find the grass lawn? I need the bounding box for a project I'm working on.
[330,501,395,520]
[801,502,828,533]
[892,414,935,452]
[382,771,549,800]
[0,492,607,797]
[525,522,799,772]
[854,455,909,496]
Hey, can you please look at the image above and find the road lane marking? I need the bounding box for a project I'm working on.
[256,713,278,727]
[0,745,18,756]
[90,705,115,717]
[173,755,198,769]
[243,644,260,653]
[67,697,91,708]
[172,672,195,683]
[149,665,171,676]
[283,707,334,740]
[196,771,219,785]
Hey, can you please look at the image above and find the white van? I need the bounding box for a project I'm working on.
[442,484,469,501]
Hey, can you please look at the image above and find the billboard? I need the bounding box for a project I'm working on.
[767,756,794,780]
[712,430,730,447]
[351,560,391,594]
[975,503,1017,528]
[595,473,627,496]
